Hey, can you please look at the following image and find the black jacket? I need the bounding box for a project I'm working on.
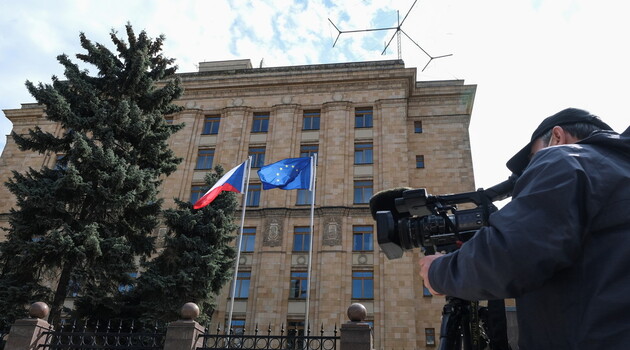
[429,127,630,349]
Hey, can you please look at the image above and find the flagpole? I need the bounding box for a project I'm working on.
[304,153,317,336]
[227,157,252,333]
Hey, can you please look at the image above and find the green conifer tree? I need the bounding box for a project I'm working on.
[0,23,183,325]
[123,165,238,324]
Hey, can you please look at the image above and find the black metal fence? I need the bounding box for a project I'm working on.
[197,324,338,350]
[37,319,166,350]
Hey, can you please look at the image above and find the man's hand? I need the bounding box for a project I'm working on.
[419,253,445,296]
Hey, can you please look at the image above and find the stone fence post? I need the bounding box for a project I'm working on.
[4,302,51,350]
[340,303,373,350]
[163,302,206,350]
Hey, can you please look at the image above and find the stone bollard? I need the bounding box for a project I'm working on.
[4,302,52,350]
[340,303,373,350]
[163,302,206,350]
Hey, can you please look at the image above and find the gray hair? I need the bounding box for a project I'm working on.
[537,122,604,145]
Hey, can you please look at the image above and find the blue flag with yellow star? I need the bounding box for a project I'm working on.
[257,157,313,190]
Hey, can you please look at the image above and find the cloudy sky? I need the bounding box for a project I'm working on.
[1,0,628,198]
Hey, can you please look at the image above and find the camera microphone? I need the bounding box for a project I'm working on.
[369,187,412,220]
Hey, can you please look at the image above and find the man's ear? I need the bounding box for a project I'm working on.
[550,126,579,146]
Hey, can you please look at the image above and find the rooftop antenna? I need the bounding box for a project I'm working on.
[328,0,451,71]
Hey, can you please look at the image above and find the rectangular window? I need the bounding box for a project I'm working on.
[300,144,318,158]
[414,121,423,133]
[302,110,320,130]
[202,115,220,135]
[249,147,266,168]
[416,155,425,168]
[195,149,215,170]
[355,108,373,128]
[54,154,67,170]
[190,185,206,204]
[423,283,433,297]
[164,116,174,125]
[230,319,246,335]
[118,272,138,294]
[290,272,308,299]
[233,271,251,298]
[296,189,312,205]
[352,271,374,299]
[354,143,373,164]
[252,112,269,133]
[246,184,261,207]
[293,227,311,252]
[425,328,436,347]
[240,227,256,252]
[353,226,373,251]
[354,180,373,204]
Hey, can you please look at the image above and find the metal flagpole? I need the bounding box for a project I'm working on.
[304,154,317,336]
[227,156,252,333]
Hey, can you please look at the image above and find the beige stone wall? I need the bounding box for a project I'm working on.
[0,60,476,349]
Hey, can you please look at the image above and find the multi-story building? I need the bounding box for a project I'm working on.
[0,59,476,349]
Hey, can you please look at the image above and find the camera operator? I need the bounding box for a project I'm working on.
[419,108,630,349]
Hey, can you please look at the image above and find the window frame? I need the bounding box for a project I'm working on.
[246,183,261,207]
[353,180,373,204]
[352,271,374,299]
[352,226,374,251]
[302,110,321,131]
[354,143,373,165]
[190,185,206,204]
[290,271,309,299]
[249,147,266,168]
[233,271,251,299]
[202,115,221,135]
[252,112,270,133]
[414,120,423,133]
[240,227,256,252]
[416,155,425,168]
[195,148,215,170]
[355,108,373,128]
[293,227,311,252]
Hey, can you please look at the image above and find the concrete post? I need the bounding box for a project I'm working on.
[163,302,206,350]
[4,302,51,350]
[340,303,373,350]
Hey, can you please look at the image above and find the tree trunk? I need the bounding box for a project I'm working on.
[49,262,73,325]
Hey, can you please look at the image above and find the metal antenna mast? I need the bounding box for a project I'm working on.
[328,0,452,71]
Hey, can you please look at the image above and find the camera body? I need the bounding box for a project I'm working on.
[374,175,517,260]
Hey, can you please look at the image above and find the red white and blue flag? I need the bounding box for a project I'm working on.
[193,161,247,209]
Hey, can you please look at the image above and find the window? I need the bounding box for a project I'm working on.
[302,110,320,130]
[354,180,373,204]
[423,283,433,297]
[290,272,308,299]
[249,147,266,168]
[252,112,269,133]
[296,189,312,205]
[246,184,261,207]
[287,320,306,348]
[293,227,311,252]
[164,116,174,125]
[54,154,67,170]
[229,319,246,335]
[233,271,251,298]
[354,143,373,164]
[414,121,423,133]
[118,272,138,294]
[416,155,425,168]
[353,226,373,251]
[300,144,318,158]
[195,149,215,170]
[67,279,81,297]
[355,108,373,128]
[425,328,436,347]
[352,271,374,299]
[202,115,220,135]
[190,185,206,204]
[240,227,256,252]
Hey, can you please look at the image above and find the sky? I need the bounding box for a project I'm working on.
[1,0,628,203]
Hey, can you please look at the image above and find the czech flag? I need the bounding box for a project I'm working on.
[193,161,247,209]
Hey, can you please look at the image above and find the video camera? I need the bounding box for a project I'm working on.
[372,175,518,259]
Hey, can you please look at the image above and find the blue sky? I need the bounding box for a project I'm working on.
[1,0,629,198]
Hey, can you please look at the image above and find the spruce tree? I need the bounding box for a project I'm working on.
[0,23,183,325]
[123,165,238,324]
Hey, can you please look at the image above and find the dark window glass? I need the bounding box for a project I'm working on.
[354,180,373,204]
[249,147,266,168]
[354,143,373,164]
[252,113,269,133]
[352,271,374,299]
[290,272,308,299]
[353,226,373,251]
[195,149,215,169]
[234,272,251,298]
[241,227,256,252]
[246,184,261,206]
[202,116,220,134]
[293,227,311,252]
[414,121,423,133]
[190,185,206,204]
[355,108,373,128]
[303,110,320,130]
[300,144,318,158]
[425,328,436,346]
[54,154,67,170]
[416,155,425,168]
[230,319,246,335]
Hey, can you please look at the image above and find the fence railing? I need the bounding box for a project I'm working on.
[197,324,338,350]
[38,319,166,350]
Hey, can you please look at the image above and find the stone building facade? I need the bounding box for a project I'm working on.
[0,59,476,349]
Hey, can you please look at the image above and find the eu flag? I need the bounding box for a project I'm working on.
[257,157,313,190]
